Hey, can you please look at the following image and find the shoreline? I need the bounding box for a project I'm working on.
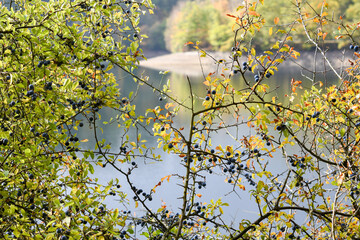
[139,50,352,77]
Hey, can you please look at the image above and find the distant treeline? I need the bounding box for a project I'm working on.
[140,0,360,53]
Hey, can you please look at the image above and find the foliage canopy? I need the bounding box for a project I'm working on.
[1,0,360,240]
[165,0,360,52]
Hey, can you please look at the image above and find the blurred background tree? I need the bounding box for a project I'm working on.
[141,0,360,53]
[165,1,217,52]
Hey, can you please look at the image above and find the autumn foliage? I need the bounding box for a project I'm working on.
[1,0,360,239]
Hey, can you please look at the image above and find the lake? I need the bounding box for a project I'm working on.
[77,51,343,237]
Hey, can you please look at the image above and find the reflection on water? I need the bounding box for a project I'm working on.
[78,61,339,232]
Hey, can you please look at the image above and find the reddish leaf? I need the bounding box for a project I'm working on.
[248,11,260,17]
[274,17,279,25]
[226,14,236,18]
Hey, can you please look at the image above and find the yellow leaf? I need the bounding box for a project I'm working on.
[161,175,171,182]
[251,48,256,56]
[269,27,273,36]
[321,12,328,17]
[219,207,223,214]
[81,139,88,142]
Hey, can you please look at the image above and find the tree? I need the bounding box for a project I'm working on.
[208,1,233,52]
[140,0,180,51]
[0,0,154,239]
[2,0,360,240]
[165,1,217,52]
[165,0,359,52]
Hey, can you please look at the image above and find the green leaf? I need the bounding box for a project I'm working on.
[89,164,94,174]
[24,149,31,156]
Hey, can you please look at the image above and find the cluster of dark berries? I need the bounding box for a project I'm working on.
[265,71,272,78]
[79,3,88,9]
[350,44,359,52]
[78,81,89,90]
[242,62,252,71]
[44,81,53,90]
[67,99,85,110]
[205,91,212,101]
[38,60,51,68]
[185,202,206,217]
[295,176,304,187]
[250,148,260,157]
[8,100,15,107]
[276,123,286,131]
[135,218,146,227]
[120,146,127,154]
[26,84,35,98]
[197,181,206,189]
[1,125,8,132]
[183,154,197,164]
[254,71,271,82]
[132,186,153,201]
[0,138,9,146]
[119,230,128,239]
[244,173,256,186]
[260,132,271,146]
[312,111,320,118]
[68,136,79,142]
[207,156,216,164]
[122,210,131,215]
[289,157,306,169]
